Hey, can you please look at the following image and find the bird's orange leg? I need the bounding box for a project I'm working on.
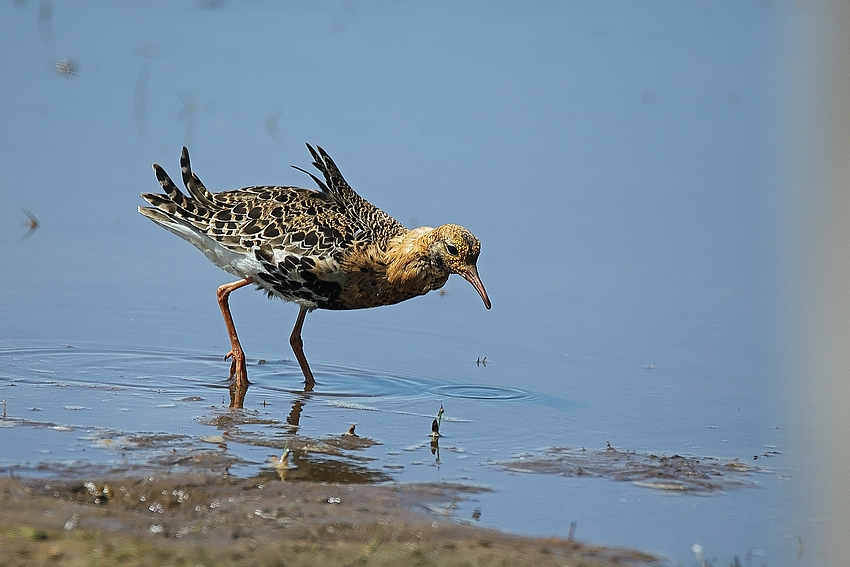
[217,278,253,401]
[290,306,315,390]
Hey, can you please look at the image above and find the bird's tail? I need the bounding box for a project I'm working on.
[139,147,218,233]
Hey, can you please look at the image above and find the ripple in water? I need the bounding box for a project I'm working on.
[0,345,440,400]
[429,384,533,401]
[0,344,226,390]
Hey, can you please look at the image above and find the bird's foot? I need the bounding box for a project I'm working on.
[224,349,250,409]
[224,349,250,387]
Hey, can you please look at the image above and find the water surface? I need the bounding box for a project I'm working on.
[0,2,799,565]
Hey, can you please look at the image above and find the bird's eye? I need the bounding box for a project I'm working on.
[445,243,459,256]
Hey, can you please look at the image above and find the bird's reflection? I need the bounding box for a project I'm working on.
[266,447,390,483]
[208,382,389,484]
[228,370,313,410]
[228,378,248,408]
[286,393,310,428]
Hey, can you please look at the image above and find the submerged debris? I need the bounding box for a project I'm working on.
[431,419,440,437]
[53,56,78,77]
[494,444,769,493]
[430,404,444,438]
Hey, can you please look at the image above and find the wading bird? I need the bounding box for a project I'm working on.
[139,145,490,402]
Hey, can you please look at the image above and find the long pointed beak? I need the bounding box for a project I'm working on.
[460,264,492,309]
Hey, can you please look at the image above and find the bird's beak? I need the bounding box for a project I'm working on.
[460,265,492,310]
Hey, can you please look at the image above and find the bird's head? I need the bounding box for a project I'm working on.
[430,224,491,309]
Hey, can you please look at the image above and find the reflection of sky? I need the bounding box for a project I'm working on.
[0,2,792,564]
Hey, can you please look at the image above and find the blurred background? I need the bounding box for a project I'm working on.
[1,1,847,565]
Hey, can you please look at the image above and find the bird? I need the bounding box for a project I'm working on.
[21,208,40,241]
[138,145,491,399]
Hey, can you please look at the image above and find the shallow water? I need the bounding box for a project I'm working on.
[1,341,794,563]
[0,2,801,565]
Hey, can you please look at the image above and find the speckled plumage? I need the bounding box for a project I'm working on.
[138,145,490,398]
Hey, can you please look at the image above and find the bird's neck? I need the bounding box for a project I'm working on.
[385,227,447,289]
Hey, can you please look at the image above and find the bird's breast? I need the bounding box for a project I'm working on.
[334,246,449,310]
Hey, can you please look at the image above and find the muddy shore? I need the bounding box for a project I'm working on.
[0,471,661,567]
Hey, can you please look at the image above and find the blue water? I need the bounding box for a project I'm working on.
[0,2,802,565]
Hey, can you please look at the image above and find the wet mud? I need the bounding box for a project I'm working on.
[0,470,661,567]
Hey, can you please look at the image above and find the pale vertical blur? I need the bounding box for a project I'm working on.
[791,0,850,565]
